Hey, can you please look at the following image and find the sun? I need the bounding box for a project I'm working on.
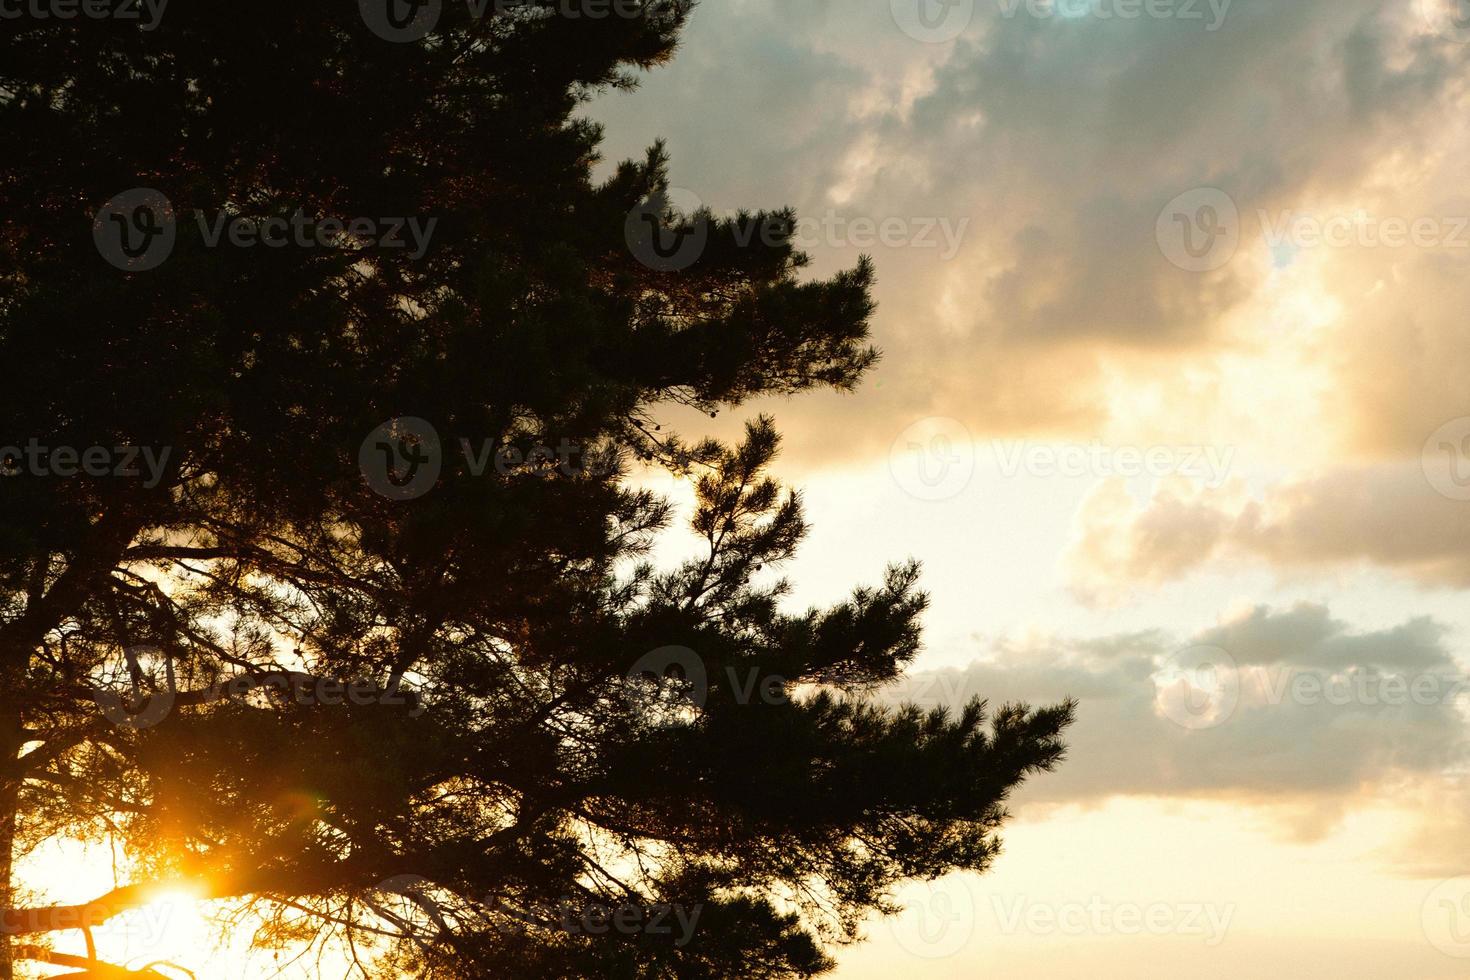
[77,887,211,977]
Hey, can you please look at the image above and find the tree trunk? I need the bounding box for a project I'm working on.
[0,680,29,980]
[0,738,19,980]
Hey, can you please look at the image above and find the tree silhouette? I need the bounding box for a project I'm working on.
[0,3,1073,977]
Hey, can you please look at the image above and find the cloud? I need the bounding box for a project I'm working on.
[590,1,1469,470]
[1065,465,1470,597]
[883,603,1469,843]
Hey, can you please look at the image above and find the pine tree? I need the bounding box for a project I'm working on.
[0,3,1072,976]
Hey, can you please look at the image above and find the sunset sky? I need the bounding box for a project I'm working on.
[24,1,1470,976]
[591,1,1470,975]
